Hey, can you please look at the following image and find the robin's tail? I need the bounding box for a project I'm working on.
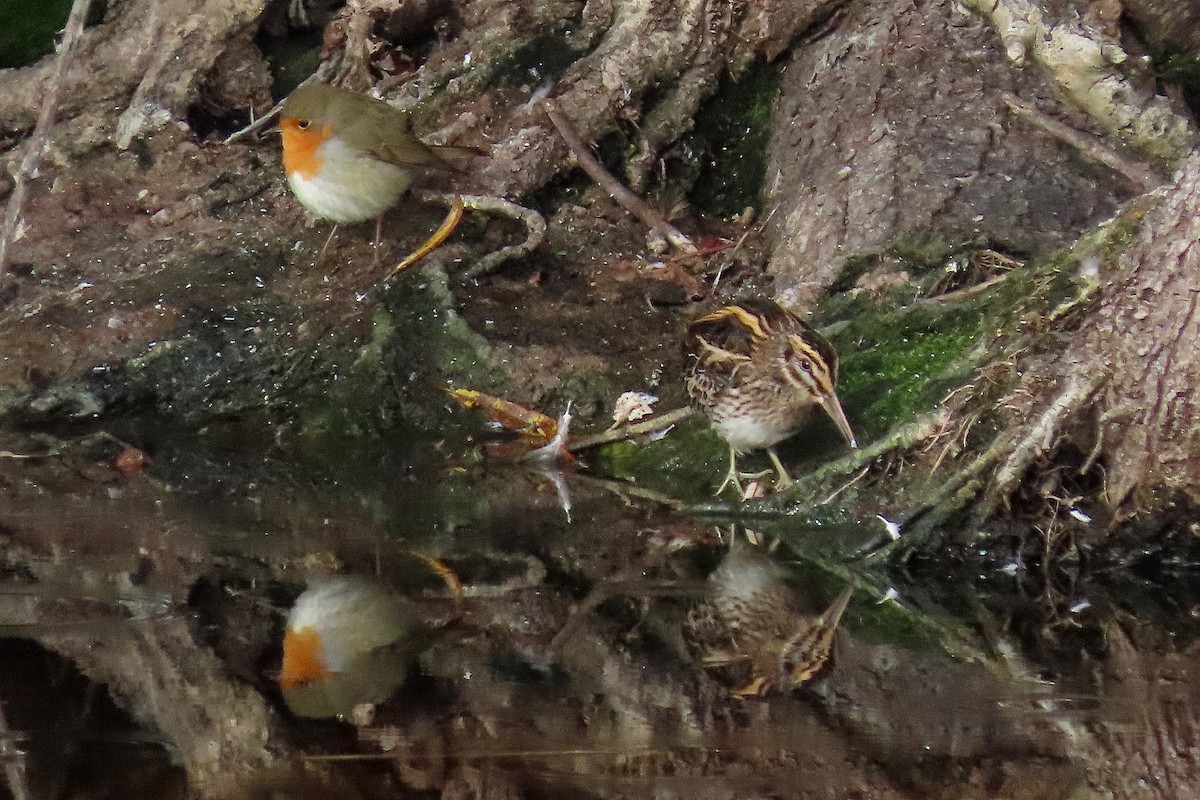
[429,143,486,172]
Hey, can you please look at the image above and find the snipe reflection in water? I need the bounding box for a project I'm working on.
[687,530,854,696]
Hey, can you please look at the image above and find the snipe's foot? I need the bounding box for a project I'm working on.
[766,448,794,492]
[714,447,774,498]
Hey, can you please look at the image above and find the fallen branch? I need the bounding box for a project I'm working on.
[542,99,697,255]
[0,0,93,283]
[569,406,695,452]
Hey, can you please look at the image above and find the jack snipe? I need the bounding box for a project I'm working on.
[690,532,855,697]
[684,298,856,497]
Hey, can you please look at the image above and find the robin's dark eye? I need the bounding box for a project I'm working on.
[296,119,311,130]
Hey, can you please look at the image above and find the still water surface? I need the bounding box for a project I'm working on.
[0,421,1197,799]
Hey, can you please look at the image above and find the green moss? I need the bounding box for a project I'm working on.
[595,417,727,500]
[0,0,71,69]
[833,304,984,442]
[374,263,504,431]
[294,309,396,440]
[821,215,1150,449]
[679,62,780,216]
[1149,45,1200,98]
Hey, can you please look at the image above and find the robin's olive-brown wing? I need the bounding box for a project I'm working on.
[328,90,447,168]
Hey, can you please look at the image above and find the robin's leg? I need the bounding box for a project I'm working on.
[372,214,385,267]
[315,224,340,266]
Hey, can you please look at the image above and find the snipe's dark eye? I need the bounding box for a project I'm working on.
[800,358,813,373]
[296,119,311,130]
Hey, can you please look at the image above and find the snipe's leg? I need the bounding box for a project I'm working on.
[715,446,744,497]
[385,195,465,282]
[767,448,794,491]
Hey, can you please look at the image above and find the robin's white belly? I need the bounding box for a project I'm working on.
[288,138,412,223]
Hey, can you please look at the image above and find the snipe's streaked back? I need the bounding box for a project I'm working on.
[684,298,856,497]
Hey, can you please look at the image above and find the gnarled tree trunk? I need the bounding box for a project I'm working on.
[991,151,1200,507]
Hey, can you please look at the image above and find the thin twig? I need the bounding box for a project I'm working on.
[541,99,697,255]
[0,0,93,281]
[224,67,334,144]
[914,273,1009,308]
[818,465,871,506]
[221,97,284,145]
[1002,93,1163,191]
[569,406,695,452]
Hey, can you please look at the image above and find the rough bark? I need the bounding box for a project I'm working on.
[993,151,1200,506]
[1114,0,1200,59]
[42,621,277,797]
[0,507,280,798]
[0,0,269,137]
[764,0,1139,307]
[455,0,846,198]
[1059,624,1200,800]
[966,0,1195,166]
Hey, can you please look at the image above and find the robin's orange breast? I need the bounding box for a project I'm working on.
[280,122,415,224]
[280,624,332,690]
[280,119,332,180]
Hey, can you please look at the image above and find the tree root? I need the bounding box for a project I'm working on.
[709,411,951,517]
[966,0,1195,166]
[402,191,546,279]
[457,195,548,279]
[990,372,1106,500]
[470,0,837,199]
[1002,93,1163,191]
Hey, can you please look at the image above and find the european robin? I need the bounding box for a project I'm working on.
[278,82,474,261]
[280,575,426,719]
